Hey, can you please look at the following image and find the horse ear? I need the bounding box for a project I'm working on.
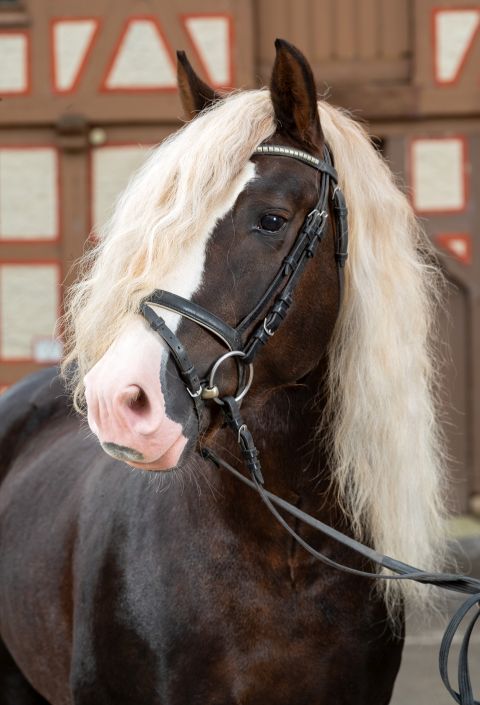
[177,50,221,120]
[270,39,323,150]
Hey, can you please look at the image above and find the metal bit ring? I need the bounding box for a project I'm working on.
[204,350,254,405]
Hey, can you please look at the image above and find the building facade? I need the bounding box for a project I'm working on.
[0,0,478,510]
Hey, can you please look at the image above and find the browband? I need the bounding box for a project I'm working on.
[253,145,339,182]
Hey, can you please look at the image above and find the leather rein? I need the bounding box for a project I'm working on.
[140,144,480,705]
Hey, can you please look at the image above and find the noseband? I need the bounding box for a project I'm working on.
[141,143,348,478]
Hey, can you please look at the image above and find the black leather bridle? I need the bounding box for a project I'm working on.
[140,143,480,705]
[141,143,347,480]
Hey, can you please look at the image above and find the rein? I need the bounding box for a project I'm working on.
[140,144,480,705]
[203,448,480,705]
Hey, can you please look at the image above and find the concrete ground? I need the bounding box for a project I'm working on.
[391,517,480,704]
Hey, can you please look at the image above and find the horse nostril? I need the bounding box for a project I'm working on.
[113,383,166,438]
[122,385,150,415]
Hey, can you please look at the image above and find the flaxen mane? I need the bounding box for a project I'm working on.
[63,89,446,610]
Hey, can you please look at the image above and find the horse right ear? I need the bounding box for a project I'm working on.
[177,51,221,120]
[270,39,323,150]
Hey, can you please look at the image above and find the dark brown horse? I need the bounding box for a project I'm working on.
[0,40,446,704]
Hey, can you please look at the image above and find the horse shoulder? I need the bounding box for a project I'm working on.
[0,367,72,481]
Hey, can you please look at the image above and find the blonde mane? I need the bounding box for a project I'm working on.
[317,102,446,611]
[63,89,446,611]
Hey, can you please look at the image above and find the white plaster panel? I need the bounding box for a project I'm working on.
[0,264,59,360]
[0,148,58,239]
[435,10,480,83]
[0,34,27,93]
[105,20,175,89]
[53,19,97,92]
[92,145,151,232]
[184,16,230,85]
[412,139,465,212]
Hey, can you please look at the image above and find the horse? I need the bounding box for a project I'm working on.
[0,39,446,704]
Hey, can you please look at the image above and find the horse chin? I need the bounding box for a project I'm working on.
[101,433,189,472]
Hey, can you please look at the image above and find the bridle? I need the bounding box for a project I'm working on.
[141,143,480,705]
[141,143,347,480]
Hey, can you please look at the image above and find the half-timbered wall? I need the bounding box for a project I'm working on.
[0,0,478,511]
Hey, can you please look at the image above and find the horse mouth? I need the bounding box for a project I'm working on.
[101,442,145,462]
[101,434,188,471]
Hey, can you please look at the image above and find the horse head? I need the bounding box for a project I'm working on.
[63,32,446,615]
[81,40,342,471]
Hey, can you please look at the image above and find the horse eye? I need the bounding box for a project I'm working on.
[259,214,287,232]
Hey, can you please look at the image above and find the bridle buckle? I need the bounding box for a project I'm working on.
[263,318,274,337]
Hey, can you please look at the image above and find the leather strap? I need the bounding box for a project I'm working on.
[202,447,480,705]
[236,206,329,335]
[333,187,348,268]
[439,593,480,704]
[144,290,243,351]
[141,303,204,424]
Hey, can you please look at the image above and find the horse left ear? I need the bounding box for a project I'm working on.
[270,39,323,150]
[177,51,221,120]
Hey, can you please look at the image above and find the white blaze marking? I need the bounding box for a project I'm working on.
[147,161,256,337]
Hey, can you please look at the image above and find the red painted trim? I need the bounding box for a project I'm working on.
[0,30,31,96]
[0,145,61,243]
[50,17,101,95]
[180,13,235,88]
[100,16,177,93]
[435,232,472,265]
[432,7,480,86]
[409,136,469,215]
[88,141,156,236]
[0,260,62,364]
